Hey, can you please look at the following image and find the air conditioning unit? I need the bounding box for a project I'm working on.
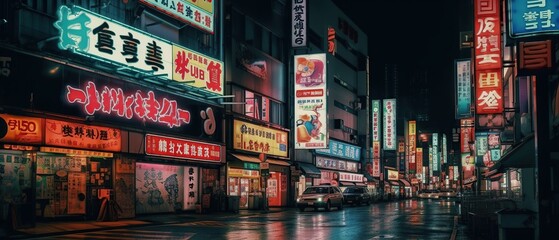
[334,119,344,129]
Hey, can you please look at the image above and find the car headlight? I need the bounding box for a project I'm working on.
[297,197,301,202]
[317,197,323,202]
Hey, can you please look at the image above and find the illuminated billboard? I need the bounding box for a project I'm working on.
[508,0,559,38]
[233,119,288,157]
[294,53,327,149]
[383,99,396,150]
[474,0,503,114]
[54,5,223,96]
[140,0,214,34]
[455,59,472,119]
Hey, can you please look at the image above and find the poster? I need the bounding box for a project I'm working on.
[67,172,86,214]
[136,163,184,214]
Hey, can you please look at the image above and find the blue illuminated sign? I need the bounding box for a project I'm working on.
[315,139,361,161]
[508,0,559,37]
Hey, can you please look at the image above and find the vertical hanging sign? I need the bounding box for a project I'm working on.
[474,0,503,114]
[292,0,307,47]
[455,59,472,119]
[383,99,396,150]
[294,53,327,149]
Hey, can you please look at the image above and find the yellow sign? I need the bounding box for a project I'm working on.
[387,169,399,181]
[40,147,114,157]
[228,168,260,178]
[0,114,43,144]
[233,119,288,157]
[172,45,224,95]
[186,0,213,13]
[45,119,121,152]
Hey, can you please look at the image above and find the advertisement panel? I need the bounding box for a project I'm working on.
[233,119,288,157]
[171,45,224,95]
[54,6,173,78]
[315,139,361,161]
[54,5,222,96]
[0,47,224,142]
[140,0,214,34]
[45,119,121,152]
[442,134,447,164]
[0,114,43,144]
[372,158,380,177]
[383,99,396,150]
[474,0,503,114]
[145,134,221,163]
[183,166,199,210]
[294,53,327,149]
[508,0,559,38]
[372,141,381,159]
[387,169,398,181]
[416,147,423,173]
[455,59,472,119]
[292,0,307,47]
[372,100,381,141]
[408,120,416,174]
[474,0,502,70]
[432,133,439,172]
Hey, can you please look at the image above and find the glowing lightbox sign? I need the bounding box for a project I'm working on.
[45,119,121,152]
[145,134,221,162]
[172,45,224,95]
[372,100,381,141]
[140,0,214,34]
[54,5,173,77]
[508,0,559,38]
[315,139,361,161]
[455,59,472,119]
[383,99,396,150]
[54,5,223,96]
[294,53,327,149]
[292,0,307,47]
[233,119,288,157]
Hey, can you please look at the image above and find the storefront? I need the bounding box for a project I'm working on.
[0,46,225,224]
[313,139,362,189]
[295,162,321,196]
[399,179,412,198]
[229,118,290,208]
[227,153,262,209]
[0,114,121,222]
[136,134,223,214]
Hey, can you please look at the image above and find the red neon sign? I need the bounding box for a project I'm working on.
[66,81,191,128]
[145,134,221,162]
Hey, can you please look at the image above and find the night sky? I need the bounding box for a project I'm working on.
[332,0,464,134]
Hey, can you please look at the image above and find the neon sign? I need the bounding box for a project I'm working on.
[66,81,191,128]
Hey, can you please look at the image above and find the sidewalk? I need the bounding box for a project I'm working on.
[2,208,284,239]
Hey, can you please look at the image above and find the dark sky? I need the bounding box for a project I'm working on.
[333,0,464,134]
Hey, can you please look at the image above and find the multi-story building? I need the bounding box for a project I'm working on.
[222,0,292,209]
[0,0,227,225]
[292,0,370,202]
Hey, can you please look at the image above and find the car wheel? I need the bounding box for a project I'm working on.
[299,207,305,212]
[326,200,332,211]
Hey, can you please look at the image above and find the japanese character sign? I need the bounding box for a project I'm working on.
[292,0,307,47]
[45,119,121,152]
[172,45,224,95]
[54,5,173,78]
[508,0,559,38]
[383,99,397,150]
[140,0,214,34]
[474,0,502,70]
[233,119,288,157]
[145,134,221,162]
[474,0,503,114]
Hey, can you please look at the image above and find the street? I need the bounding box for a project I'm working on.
[32,199,465,239]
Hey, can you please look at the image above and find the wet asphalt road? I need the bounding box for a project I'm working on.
[36,199,462,239]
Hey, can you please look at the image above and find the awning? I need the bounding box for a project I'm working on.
[267,158,290,166]
[399,179,411,187]
[389,181,401,186]
[490,134,535,173]
[354,182,367,186]
[298,162,321,178]
[229,153,261,163]
[339,181,356,186]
